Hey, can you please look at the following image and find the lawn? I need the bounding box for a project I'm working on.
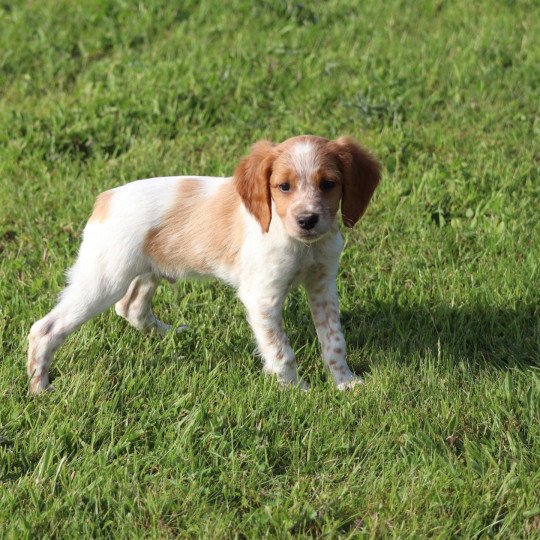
[1,0,539,537]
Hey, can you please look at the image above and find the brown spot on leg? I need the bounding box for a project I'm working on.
[334,347,343,354]
[42,319,55,336]
[265,328,280,345]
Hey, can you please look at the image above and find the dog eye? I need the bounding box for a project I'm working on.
[320,180,336,191]
[278,183,291,192]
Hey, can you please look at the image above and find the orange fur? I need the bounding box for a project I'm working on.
[332,137,381,227]
[144,179,244,277]
[234,141,276,232]
[89,190,114,223]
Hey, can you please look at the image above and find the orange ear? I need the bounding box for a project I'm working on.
[234,140,276,233]
[334,136,381,228]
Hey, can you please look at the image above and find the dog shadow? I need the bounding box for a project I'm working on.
[284,293,538,372]
[339,301,539,371]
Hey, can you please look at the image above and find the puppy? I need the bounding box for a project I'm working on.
[27,135,380,394]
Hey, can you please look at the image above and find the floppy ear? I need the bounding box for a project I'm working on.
[334,136,381,228]
[234,140,276,233]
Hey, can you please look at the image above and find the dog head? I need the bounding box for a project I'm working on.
[234,135,381,240]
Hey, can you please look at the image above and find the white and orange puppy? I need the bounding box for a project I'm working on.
[27,135,380,394]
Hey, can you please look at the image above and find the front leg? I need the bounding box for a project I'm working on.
[239,288,307,389]
[305,273,363,390]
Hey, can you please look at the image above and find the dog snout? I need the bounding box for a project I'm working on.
[296,213,319,230]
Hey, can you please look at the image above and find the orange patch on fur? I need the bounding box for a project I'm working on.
[234,141,275,232]
[144,179,244,277]
[89,190,114,223]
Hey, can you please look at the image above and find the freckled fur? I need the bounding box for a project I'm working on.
[26,135,380,394]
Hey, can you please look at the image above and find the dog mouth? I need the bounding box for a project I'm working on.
[294,228,326,242]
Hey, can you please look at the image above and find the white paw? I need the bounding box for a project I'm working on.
[336,377,364,391]
[29,380,55,396]
[275,376,310,391]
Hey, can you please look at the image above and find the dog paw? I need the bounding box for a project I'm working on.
[336,377,364,391]
[29,380,55,396]
[276,377,310,391]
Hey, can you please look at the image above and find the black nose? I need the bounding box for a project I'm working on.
[296,213,319,230]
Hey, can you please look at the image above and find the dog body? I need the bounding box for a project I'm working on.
[27,135,380,394]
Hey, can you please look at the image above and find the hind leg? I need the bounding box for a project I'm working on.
[27,267,135,395]
[115,273,183,335]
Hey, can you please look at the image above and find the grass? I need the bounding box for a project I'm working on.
[1,0,539,537]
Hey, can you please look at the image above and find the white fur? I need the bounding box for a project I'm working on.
[198,176,229,196]
[290,142,318,186]
[27,173,363,394]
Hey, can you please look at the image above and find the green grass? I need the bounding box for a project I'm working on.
[1,0,539,537]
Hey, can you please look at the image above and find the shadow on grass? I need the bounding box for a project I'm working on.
[340,301,539,370]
